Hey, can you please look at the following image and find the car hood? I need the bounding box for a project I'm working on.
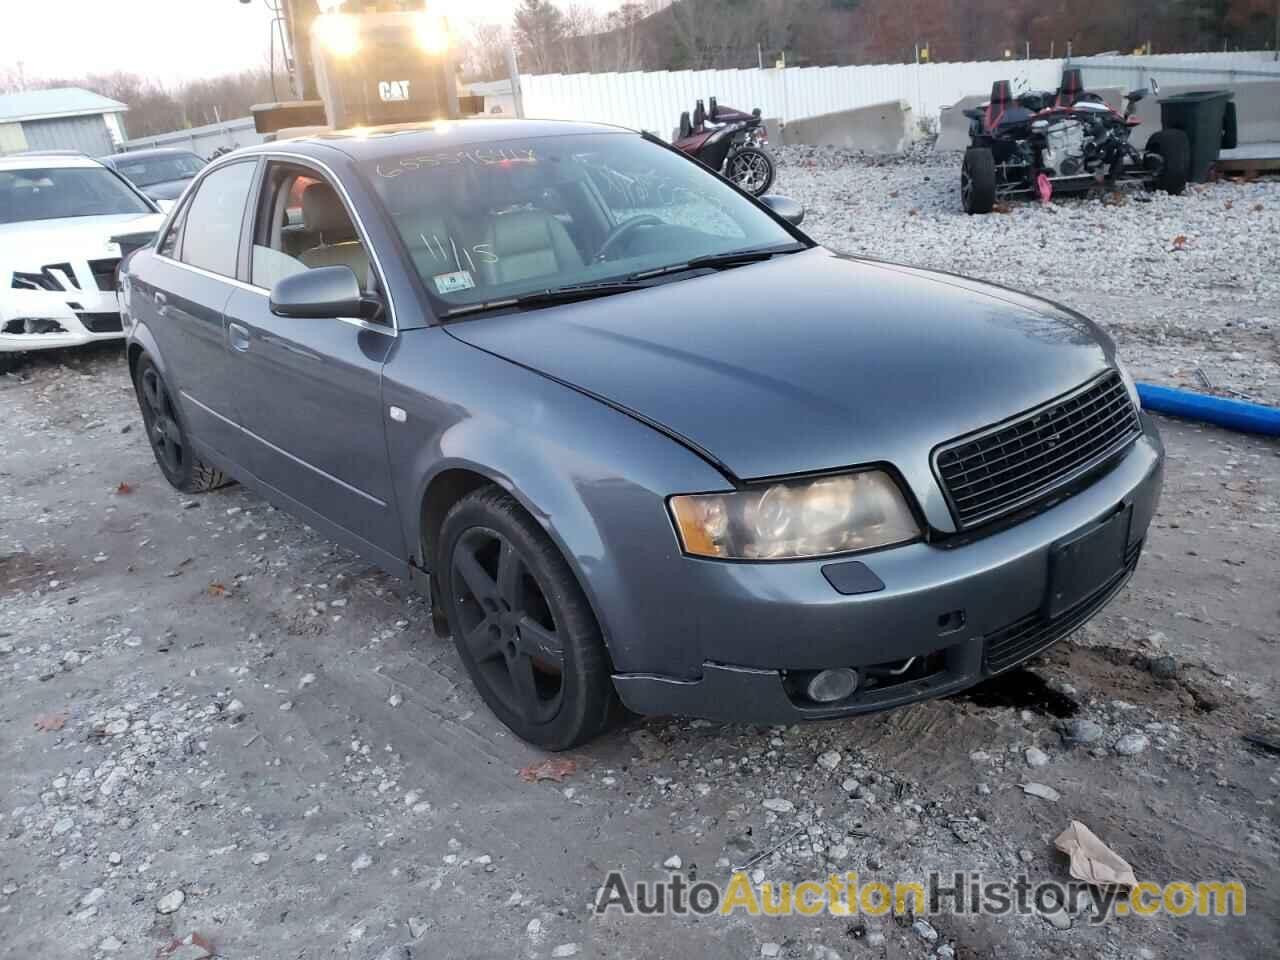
[142,178,192,201]
[0,213,165,274]
[447,247,1115,497]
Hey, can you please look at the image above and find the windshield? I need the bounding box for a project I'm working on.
[361,132,800,313]
[0,166,153,224]
[111,153,204,187]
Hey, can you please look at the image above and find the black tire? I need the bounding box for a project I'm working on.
[962,147,996,214]
[132,355,229,493]
[0,353,21,375]
[1145,129,1189,196]
[725,146,776,196]
[1221,102,1238,150]
[438,486,617,750]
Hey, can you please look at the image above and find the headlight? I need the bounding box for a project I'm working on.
[669,470,920,560]
[314,14,360,57]
[414,14,451,55]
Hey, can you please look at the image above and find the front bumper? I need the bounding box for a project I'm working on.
[1,288,124,354]
[611,419,1164,723]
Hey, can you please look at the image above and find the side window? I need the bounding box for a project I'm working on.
[251,164,372,295]
[156,199,188,258]
[180,161,256,278]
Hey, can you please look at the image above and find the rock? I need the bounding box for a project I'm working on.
[107,851,122,865]
[663,855,683,869]
[156,889,185,914]
[251,852,270,865]
[1022,782,1061,802]
[552,944,580,958]
[1018,848,1034,863]
[1149,655,1178,680]
[299,672,316,688]
[1025,746,1050,768]
[407,917,429,939]
[278,700,293,711]
[1115,733,1150,756]
[351,852,373,874]
[526,918,542,936]
[866,932,886,947]
[1060,718,1104,745]
[937,946,956,960]
[1041,906,1072,929]
[840,777,860,792]
[762,798,795,814]
[976,783,992,796]
[762,944,781,958]
[388,692,404,707]
[913,918,938,942]
[104,719,129,736]
[99,936,124,952]
[628,729,666,760]
[816,750,841,771]
[80,887,105,907]
[375,948,410,960]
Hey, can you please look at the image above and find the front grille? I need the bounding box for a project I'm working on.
[935,372,1140,529]
[983,539,1142,673]
[89,258,121,292]
[76,312,123,333]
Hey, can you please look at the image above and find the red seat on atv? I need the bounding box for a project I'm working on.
[985,81,1012,133]
[1056,68,1084,107]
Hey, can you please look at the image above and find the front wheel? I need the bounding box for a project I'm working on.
[725,146,776,196]
[962,147,997,214]
[438,486,618,750]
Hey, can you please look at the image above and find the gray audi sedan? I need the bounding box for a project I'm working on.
[121,119,1164,749]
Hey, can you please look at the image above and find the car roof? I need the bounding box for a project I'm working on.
[239,117,635,165]
[0,152,104,171]
[101,148,202,163]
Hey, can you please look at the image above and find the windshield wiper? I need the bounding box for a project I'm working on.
[626,242,806,281]
[443,279,648,318]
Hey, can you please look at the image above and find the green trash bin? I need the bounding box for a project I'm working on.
[1158,90,1234,183]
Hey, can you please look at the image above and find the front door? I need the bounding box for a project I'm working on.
[222,159,404,560]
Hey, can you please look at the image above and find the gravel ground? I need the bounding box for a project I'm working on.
[1,156,1279,960]
[776,146,1280,407]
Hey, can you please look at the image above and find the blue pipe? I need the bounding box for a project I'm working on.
[1137,382,1280,437]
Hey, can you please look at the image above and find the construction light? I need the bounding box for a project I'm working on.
[414,14,451,55]
[315,14,361,58]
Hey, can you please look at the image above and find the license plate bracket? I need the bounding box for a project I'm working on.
[1045,506,1131,619]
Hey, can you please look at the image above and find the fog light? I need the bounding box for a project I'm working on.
[805,668,859,703]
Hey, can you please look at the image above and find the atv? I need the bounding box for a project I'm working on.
[960,68,1189,214]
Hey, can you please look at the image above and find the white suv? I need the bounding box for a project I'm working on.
[1,152,164,371]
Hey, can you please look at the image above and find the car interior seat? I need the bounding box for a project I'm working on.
[1056,68,1084,107]
[298,182,370,282]
[985,80,1013,132]
[480,210,584,286]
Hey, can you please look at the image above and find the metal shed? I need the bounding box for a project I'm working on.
[0,88,129,156]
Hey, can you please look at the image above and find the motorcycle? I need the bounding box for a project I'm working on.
[960,68,1189,214]
[673,97,777,196]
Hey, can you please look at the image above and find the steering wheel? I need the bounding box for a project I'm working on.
[594,214,664,261]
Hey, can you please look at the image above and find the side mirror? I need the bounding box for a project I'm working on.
[759,194,805,226]
[270,265,363,319]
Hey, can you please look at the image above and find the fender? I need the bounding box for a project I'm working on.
[381,328,730,673]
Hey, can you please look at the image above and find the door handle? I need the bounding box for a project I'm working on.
[228,322,251,352]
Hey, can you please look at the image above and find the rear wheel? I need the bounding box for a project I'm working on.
[133,355,229,493]
[725,146,776,195]
[438,486,617,750]
[962,147,997,214]
[1144,129,1189,195]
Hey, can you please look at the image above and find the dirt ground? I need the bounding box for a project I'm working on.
[2,173,1279,959]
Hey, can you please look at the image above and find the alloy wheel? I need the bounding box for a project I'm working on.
[728,152,770,193]
[450,527,565,724]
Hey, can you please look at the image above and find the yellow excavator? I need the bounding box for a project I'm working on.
[247,0,485,135]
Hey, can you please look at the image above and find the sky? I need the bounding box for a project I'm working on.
[1,0,624,86]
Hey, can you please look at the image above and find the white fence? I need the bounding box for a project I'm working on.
[519,51,1280,137]
[119,116,265,158]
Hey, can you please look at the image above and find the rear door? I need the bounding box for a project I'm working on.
[137,159,259,461]
[220,157,404,561]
